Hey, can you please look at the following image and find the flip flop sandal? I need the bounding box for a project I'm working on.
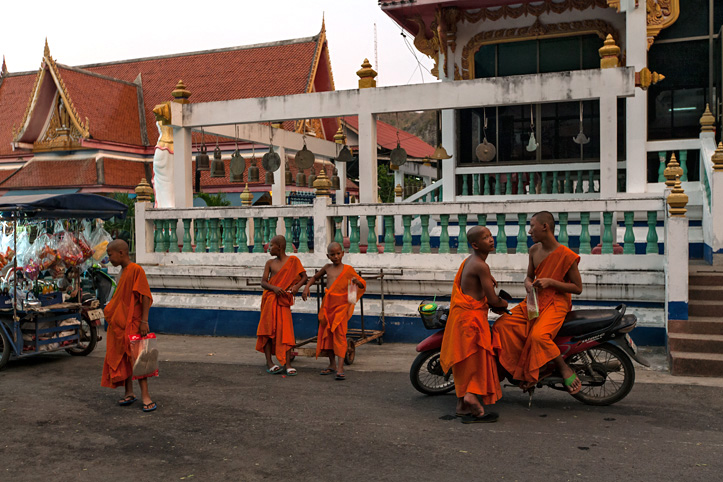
[455,412,472,418]
[461,412,499,424]
[320,369,335,375]
[266,365,283,374]
[286,368,297,376]
[335,373,346,381]
[118,396,137,406]
[564,374,580,393]
[142,402,157,412]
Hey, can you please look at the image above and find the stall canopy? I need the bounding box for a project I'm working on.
[0,193,127,220]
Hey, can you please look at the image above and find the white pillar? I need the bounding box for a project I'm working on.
[599,91,618,198]
[313,195,332,254]
[358,111,378,204]
[711,167,723,262]
[171,126,193,208]
[625,4,648,193]
[441,109,456,201]
[134,202,153,264]
[664,214,689,324]
[336,160,347,205]
[272,146,286,207]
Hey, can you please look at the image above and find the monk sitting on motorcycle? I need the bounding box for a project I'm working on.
[440,226,509,424]
[492,211,583,394]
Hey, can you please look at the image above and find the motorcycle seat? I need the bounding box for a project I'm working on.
[557,309,622,337]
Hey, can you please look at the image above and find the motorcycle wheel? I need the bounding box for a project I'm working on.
[0,326,10,370]
[65,320,98,357]
[570,343,635,406]
[410,348,455,396]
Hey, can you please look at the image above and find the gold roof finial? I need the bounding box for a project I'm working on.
[394,184,403,197]
[667,177,688,217]
[241,183,254,205]
[44,38,50,59]
[599,34,620,69]
[135,178,154,203]
[313,165,333,197]
[172,80,191,104]
[712,142,723,172]
[663,153,684,188]
[700,104,715,133]
[357,59,377,89]
[334,124,346,144]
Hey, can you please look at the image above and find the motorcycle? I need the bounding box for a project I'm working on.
[410,292,650,406]
[65,266,115,357]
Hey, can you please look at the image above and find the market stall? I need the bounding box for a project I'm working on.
[0,193,127,370]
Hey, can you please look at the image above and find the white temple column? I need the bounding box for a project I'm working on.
[625,4,648,193]
[172,126,193,208]
[272,146,286,206]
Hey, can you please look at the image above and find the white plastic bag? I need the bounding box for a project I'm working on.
[129,333,160,379]
[526,287,539,320]
[347,279,358,304]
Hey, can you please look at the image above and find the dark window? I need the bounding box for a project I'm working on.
[657,0,709,42]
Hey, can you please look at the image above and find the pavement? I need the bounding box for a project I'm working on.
[1,335,722,481]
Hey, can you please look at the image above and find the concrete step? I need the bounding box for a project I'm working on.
[688,285,723,301]
[688,300,723,318]
[670,352,723,377]
[689,273,723,286]
[669,317,723,335]
[668,333,723,354]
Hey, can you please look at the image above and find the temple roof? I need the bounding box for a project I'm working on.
[341,116,434,159]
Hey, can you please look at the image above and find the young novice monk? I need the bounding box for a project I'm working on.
[257,235,308,376]
[101,239,156,412]
[302,242,365,380]
[493,211,583,394]
[440,226,508,423]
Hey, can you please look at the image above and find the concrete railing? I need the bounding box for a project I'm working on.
[700,131,723,264]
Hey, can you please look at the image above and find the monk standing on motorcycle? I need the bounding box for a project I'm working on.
[440,226,509,423]
[493,211,583,394]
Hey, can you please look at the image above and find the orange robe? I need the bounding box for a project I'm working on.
[493,245,580,384]
[440,259,502,404]
[316,265,366,358]
[256,256,306,365]
[101,263,153,388]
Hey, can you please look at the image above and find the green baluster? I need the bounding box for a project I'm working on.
[237,218,248,253]
[153,220,161,252]
[221,218,233,253]
[473,174,480,195]
[298,217,309,253]
[494,173,501,195]
[679,151,688,181]
[196,219,206,253]
[528,173,536,195]
[457,214,468,253]
[483,174,491,195]
[262,218,270,246]
[657,152,666,182]
[462,175,469,196]
[334,216,344,245]
[587,170,595,193]
[478,214,487,227]
[579,212,591,254]
[420,215,431,253]
[349,216,360,253]
[366,216,377,253]
[402,215,413,253]
[541,172,549,194]
[169,220,179,252]
[575,170,584,193]
[601,212,613,254]
[517,213,528,254]
[208,218,219,252]
[558,212,569,247]
[162,220,171,252]
[383,216,395,253]
[268,217,278,244]
[422,194,427,203]
[623,212,635,254]
[438,187,443,202]
[496,214,507,254]
[505,174,512,195]
[253,219,264,253]
[564,171,572,193]
[284,217,294,253]
[517,173,524,195]
[439,214,450,253]
[646,211,658,254]
[182,219,192,253]
[552,171,559,194]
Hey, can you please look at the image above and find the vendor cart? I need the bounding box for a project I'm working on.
[0,193,127,370]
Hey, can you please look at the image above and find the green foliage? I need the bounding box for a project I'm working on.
[378,163,395,203]
[103,192,136,235]
[194,192,231,207]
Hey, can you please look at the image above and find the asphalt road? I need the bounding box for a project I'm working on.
[1,346,722,482]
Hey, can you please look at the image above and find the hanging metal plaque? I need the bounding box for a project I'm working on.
[337,145,352,163]
[229,150,246,182]
[294,144,315,170]
[476,138,496,162]
[262,146,281,172]
[390,141,407,166]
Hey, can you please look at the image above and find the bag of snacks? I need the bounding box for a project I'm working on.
[57,231,84,267]
[90,225,113,262]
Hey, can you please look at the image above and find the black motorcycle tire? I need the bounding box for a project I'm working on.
[0,326,10,370]
[66,320,98,357]
[410,348,455,396]
[572,343,635,406]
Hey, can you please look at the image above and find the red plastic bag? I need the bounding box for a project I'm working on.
[57,231,84,267]
[129,333,159,379]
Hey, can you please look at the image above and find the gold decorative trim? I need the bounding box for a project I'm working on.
[606,0,620,12]
[33,93,85,151]
[152,102,174,150]
[647,0,679,49]
[462,0,609,23]
[461,19,619,80]
[411,16,441,78]
[12,65,45,141]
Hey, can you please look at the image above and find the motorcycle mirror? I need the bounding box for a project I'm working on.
[498,289,513,302]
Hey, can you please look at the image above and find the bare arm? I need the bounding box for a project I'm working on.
[524,251,536,294]
[533,262,583,295]
[479,262,508,309]
[302,265,327,301]
[139,294,151,336]
[260,260,283,295]
[290,272,309,296]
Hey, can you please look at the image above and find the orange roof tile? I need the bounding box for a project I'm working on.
[102,158,149,187]
[341,116,434,159]
[0,159,98,188]
[0,74,37,157]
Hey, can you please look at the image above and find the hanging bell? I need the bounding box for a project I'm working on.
[297,171,306,187]
[331,167,340,191]
[337,144,352,163]
[285,164,294,186]
[210,143,225,178]
[265,171,274,185]
[229,150,246,183]
[307,167,317,188]
[196,144,210,171]
[248,158,260,182]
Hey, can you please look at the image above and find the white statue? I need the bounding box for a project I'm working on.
[151,103,175,208]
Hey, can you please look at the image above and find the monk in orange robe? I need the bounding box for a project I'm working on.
[493,211,583,394]
[101,239,156,412]
[440,226,509,423]
[302,242,366,380]
[257,235,308,376]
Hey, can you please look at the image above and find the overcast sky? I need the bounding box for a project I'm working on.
[1,0,436,89]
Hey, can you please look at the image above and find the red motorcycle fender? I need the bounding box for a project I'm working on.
[416,330,445,352]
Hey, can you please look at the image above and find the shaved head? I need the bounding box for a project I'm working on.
[107,239,129,253]
[532,211,555,230]
[327,242,342,254]
[467,225,490,246]
[270,235,286,251]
